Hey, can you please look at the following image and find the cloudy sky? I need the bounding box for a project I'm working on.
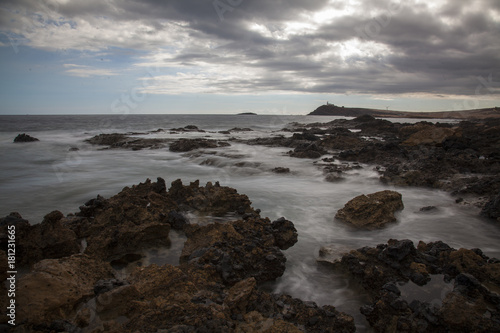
[0,0,499,115]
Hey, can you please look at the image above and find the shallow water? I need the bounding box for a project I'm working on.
[1,114,498,331]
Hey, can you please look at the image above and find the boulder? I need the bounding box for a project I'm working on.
[335,190,404,229]
[13,133,39,142]
[271,217,298,250]
[272,167,291,174]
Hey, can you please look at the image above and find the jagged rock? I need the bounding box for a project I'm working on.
[13,133,39,142]
[17,255,113,326]
[0,211,80,266]
[337,239,500,332]
[10,178,356,333]
[169,138,228,152]
[335,190,404,229]
[168,179,256,217]
[180,218,291,284]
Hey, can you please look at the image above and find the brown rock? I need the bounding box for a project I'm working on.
[1,210,80,266]
[401,124,459,146]
[224,277,257,311]
[17,254,113,325]
[335,190,404,229]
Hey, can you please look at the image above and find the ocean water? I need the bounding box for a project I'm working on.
[1,114,499,331]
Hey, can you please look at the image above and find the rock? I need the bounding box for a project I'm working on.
[13,133,39,142]
[271,217,298,250]
[170,125,205,132]
[336,239,500,332]
[0,211,80,266]
[419,206,438,212]
[70,178,177,260]
[272,167,290,174]
[168,179,256,217]
[169,138,227,152]
[401,124,459,146]
[180,218,290,284]
[481,191,500,220]
[9,178,356,333]
[335,190,404,229]
[85,133,167,150]
[167,210,188,230]
[17,255,113,326]
[96,284,141,320]
[289,142,327,159]
[229,127,253,132]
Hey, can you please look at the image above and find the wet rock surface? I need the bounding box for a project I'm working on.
[85,133,167,150]
[335,190,404,229]
[13,133,39,142]
[3,178,355,332]
[169,138,230,152]
[337,239,500,332]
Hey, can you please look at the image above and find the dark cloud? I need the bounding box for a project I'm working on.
[0,0,498,98]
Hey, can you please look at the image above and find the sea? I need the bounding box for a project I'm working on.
[1,114,500,331]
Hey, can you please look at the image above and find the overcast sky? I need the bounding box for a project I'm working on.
[0,0,499,115]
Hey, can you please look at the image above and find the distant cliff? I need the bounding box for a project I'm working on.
[308,104,500,119]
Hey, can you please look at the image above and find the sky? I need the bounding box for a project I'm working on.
[0,0,499,115]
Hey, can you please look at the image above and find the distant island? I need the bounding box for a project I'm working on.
[238,112,257,115]
[308,103,500,119]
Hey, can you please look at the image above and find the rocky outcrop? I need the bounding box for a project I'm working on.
[335,190,404,229]
[13,133,39,142]
[180,216,297,285]
[9,178,356,333]
[289,142,327,159]
[85,133,167,150]
[338,239,500,332]
[401,123,459,146]
[168,179,256,217]
[0,211,80,266]
[169,138,230,152]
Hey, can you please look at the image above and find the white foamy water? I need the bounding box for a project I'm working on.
[1,114,498,331]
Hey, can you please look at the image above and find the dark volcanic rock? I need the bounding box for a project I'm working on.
[272,167,290,174]
[338,239,500,333]
[335,190,404,229]
[169,138,229,152]
[0,211,80,266]
[271,217,298,250]
[10,178,357,333]
[180,217,291,284]
[85,133,167,150]
[289,142,327,159]
[14,133,39,142]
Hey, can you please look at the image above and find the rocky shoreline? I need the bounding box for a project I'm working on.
[0,178,355,332]
[4,114,500,332]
